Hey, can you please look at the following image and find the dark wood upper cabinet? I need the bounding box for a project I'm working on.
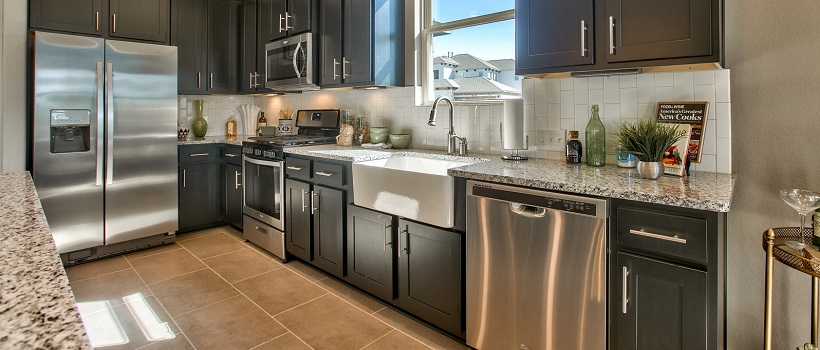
[516,0,723,75]
[261,0,312,42]
[604,0,714,63]
[174,0,238,94]
[318,0,403,87]
[30,0,103,36]
[515,0,594,70]
[30,0,170,44]
[239,0,262,93]
[108,0,170,43]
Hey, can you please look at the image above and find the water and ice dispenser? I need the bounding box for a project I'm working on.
[50,109,91,153]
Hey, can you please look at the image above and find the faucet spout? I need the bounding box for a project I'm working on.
[428,96,465,155]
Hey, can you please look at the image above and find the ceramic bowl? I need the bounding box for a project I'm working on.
[370,127,390,134]
[389,134,412,149]
[370,132,389,144]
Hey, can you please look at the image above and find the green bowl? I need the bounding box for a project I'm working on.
[370,127,390,134]
[369,131,389,144]
[389,134,412,149]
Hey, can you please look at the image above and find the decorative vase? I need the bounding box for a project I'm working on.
[278,119,294,135]
[191,100,208,137]
[636,161,664,179]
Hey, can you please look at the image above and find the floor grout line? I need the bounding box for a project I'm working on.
[124,255,199,350]
[124,245,184,262]
[65,265,134,284]
[229,266,284,285]
[269,293,330,318]
[143,267,210,286]
[178,234,317,350]
[125,244,187,262]
[248,331,291,350]
[358,329,394,350]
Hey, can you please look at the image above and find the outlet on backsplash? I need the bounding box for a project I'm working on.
[537,129,566,151]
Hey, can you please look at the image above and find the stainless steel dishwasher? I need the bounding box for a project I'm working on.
[466,180,608,350]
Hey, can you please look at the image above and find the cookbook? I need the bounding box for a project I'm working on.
[656,102,710,163]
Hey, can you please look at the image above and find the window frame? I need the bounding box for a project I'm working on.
[419,1,515,105]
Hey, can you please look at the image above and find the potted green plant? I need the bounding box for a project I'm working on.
[615,119,686,179]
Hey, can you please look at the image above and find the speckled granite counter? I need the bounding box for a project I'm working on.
[282,145,734,212]
[177,135,250,145]
[0,172,90,349]
[175,141,735,212]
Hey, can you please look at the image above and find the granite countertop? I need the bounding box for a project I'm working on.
[174,139,735,212]
[0,172,90,349]
[177,135,250,145]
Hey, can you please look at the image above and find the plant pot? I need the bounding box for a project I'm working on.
[636,161,664,179]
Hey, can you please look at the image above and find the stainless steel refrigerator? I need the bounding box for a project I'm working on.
[32,32,178,264]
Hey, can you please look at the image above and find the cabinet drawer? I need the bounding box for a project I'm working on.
[286,158,311,180]
[616,207,708,264]
[179,145,218,163]
[312,161,345,187]
[222,146,242,165]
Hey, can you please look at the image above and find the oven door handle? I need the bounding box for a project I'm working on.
[243,157,282,167]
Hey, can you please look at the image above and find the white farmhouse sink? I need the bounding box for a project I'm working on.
[352,156,477,228]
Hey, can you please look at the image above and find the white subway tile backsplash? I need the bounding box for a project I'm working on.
[246,70,731,173]
[715,69,731,103]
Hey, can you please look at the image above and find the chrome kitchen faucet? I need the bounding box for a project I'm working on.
[428,96,468,156]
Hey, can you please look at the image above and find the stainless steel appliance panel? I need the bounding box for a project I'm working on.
[243,157,284,231]
[466,181,607,350]
[33,33,106,253]
[264,33,318,91]
[104,40,179,245]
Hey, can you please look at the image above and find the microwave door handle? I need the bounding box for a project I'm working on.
[292,42,302,78]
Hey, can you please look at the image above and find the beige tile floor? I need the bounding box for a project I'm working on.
[66,226,470,350]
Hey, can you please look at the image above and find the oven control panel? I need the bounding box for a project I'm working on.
[242,144,283,161]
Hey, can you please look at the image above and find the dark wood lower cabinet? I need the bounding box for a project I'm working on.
[179,162,220,232]
[613,252,707,350]
[311,185,345,278]
[285,179,312,261]
[396,219,463,336]
[345,204,394,301]
[223,163,243,228]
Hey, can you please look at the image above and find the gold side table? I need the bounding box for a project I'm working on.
[763,227,820,350]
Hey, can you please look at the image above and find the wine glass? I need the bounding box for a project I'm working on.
[780,189,820,242]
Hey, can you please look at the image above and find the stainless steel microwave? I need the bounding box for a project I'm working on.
[265,33,319,91]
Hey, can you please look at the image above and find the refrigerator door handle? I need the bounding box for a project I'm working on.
[95,62,105,186]
[105,62,114,185]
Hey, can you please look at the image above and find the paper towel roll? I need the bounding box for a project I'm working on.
[502,99,526,150]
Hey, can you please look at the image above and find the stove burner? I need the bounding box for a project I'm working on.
[248,135,337,147]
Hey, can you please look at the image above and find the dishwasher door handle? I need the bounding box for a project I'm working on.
[510,203,547,218]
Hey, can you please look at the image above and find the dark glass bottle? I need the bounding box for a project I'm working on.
[566,130,582,164]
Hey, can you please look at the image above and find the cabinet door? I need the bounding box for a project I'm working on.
[174,0,207,94]
[286,179,312,261]
[397,219,462,336]
[29,0,103,36]
[240,0,260,93]
[311,185,345,278]
[179,162,220,231]
[261,0,289,41]
[287,0,312,35]
[342,0,372,84]
[224,163,243,228]
[613,252,707,350]
[346,205,394,301]
[108,0,170,43]
[604,0,713,63]
[207,0,239,93]
[516,0,594,71]
[319,0,343,86]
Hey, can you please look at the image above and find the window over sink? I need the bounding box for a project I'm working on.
[420,0,520,103]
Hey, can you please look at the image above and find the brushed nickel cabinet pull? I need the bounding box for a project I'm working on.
[285,12,292,29]
[197,72,201,88]
[629,229,687,244]
[234,171,241,189]
[287,166,302,171]
[209,73,213,89]
[189,153,209,157]
[609,16,616,55]
[249,72,254,89]
[342,57,351,79]
[112,14,116,33]
[315,171,333,177]
[333,58,340,79]
[580,20,587,57]
[622,266,629,314]
[224,153,238,157]
[278,14,284,32]
[95,11,100,31]
[182,169,186,188]
[310,191,318,215]
[301,189,308,212]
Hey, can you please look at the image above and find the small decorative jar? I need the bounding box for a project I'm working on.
[616,145,637,168]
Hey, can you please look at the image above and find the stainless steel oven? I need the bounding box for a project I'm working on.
[242,145,286,260]
[264,32,318,91]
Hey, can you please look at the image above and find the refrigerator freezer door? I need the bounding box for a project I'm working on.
[33,32,106,253]
[103,40,178,245]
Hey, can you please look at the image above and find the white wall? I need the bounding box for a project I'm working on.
[253,70,732,173]
[0,0,27,172]
[725,1,820,348]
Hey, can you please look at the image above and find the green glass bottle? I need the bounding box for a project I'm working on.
[585,104,606,166]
